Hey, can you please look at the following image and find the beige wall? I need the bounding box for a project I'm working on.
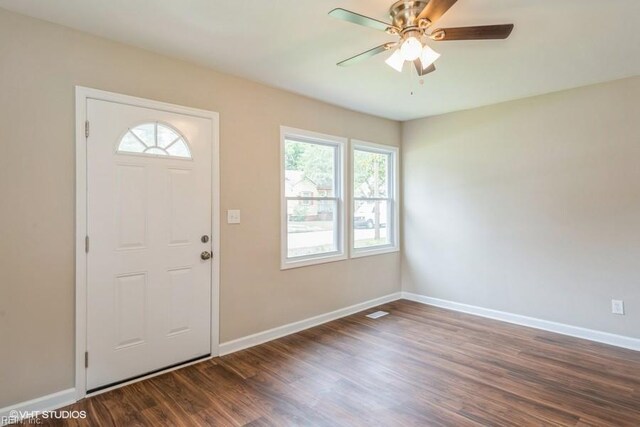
[403,76,640,339]
[0,9,401,407]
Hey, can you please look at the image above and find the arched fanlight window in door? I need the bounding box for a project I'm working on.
[117,122,192,159]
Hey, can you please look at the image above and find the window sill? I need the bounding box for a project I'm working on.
[350,245,399,259]
[281,252,348,270]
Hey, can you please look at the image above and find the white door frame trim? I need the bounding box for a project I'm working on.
[74,86,220,400]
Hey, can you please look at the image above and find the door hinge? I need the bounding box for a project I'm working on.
[85,120,90,138]
[85,351,89,368]
[85,236,89,253]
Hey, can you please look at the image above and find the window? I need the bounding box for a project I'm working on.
[118,122,191,159]
[351,141,399,256]
[281,127,346,269]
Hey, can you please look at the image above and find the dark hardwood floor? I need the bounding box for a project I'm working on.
[31,300,640,426]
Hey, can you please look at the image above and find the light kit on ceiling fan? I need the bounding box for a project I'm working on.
[400,36,423,61]
[329,0,514,78]
[385,49,405,72]
[386,40,440,73]
[419,45,440,69]
[390,32,442,72]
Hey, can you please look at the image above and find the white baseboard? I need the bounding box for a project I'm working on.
[219,292,402,355]
[0,388,76,426]
[402,292,640,352]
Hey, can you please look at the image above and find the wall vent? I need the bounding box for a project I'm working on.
[366,311,389,319]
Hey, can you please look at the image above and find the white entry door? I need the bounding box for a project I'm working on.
[86,98,213,391]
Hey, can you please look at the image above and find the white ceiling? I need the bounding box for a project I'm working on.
[1,0,639,121]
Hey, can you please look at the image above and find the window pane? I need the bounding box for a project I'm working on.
[284,139,335,198]
[166,140,191,158]
[157,125,180,148]
[119,131,146,153]
[353,150,389,198]
[145,147,166,155]
[287,199,337,258]
[131,123,155,147]
[354,200,390,249]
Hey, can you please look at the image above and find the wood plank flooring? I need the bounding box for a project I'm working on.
[31,300,640,426]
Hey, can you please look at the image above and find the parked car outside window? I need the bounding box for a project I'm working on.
[354,202,386,229]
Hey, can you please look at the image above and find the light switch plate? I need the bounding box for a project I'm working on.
[227,209,241,224]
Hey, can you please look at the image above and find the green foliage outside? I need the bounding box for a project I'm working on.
[285,140,388,197]
[353,150,388,198]
[285,140,335,190]
[291,203,310,221]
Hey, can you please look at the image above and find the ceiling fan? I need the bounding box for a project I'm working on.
[329,0,514,76]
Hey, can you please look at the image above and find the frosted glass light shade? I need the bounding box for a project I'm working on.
[400,36,422,61]
[385,49,405,72]
[419,45,441,69]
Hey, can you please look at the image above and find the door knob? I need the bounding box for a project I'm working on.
[200,251,212,260]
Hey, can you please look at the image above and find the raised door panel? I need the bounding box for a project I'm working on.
[114,272,147,349]
[115,164,147,251]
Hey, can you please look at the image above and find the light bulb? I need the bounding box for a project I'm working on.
[400,36,422,61]
[385,49,405,73]
[419,45,441,70]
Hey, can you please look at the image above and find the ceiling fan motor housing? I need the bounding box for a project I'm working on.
[389,0,430,32]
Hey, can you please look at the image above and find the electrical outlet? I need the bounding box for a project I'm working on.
[611,299,625,315]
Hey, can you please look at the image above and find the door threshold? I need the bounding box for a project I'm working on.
[86,354,211,397]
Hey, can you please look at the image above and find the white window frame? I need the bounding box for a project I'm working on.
[350,140,400,258]
[280,126,347,269]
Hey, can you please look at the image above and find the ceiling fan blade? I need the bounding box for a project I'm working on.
[413,60,436,76]
[432,24,514,41]
[337,43,395,67]
[417,0,458,25]
[329,8,393,32]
